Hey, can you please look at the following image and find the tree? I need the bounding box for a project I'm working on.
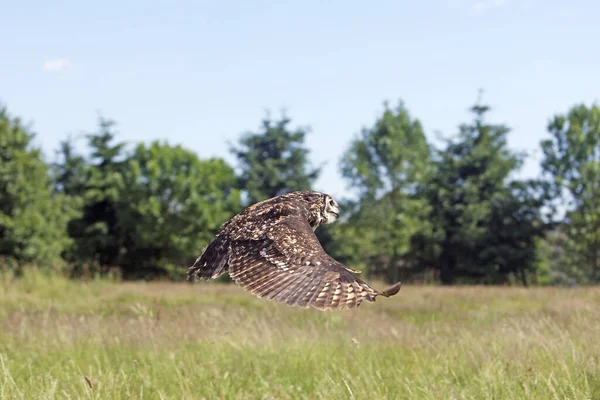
[230,113,320,205]
[51,135,88,264]
[479,180,547,286]
[535,227,584,286]
[0,104,72,270]
[337,100,433,282]
[316,199,381,277]
[540,103,600,282]
[118,141,241,279]
[53,135,88,197]
[65,117,128,272]
[426,97,544,284]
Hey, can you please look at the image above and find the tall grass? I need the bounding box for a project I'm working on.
[1,270,599,399]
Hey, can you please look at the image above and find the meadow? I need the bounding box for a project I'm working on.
[0,271,598,399]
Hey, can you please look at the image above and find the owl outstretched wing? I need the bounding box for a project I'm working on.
[227,213,401,310]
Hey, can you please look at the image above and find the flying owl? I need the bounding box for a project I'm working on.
[186,190,401,311]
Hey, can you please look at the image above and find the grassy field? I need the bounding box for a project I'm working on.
[0,271,599,399]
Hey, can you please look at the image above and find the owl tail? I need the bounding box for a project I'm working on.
[186,236,230,281]
[380,282,402,297]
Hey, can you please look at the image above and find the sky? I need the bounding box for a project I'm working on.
[1,0,599,200]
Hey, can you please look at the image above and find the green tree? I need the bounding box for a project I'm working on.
[230,113,320,204]
[0,104,72,270]
[540,103,600,282]
[337,100,433,282]
[480,180,547,285]
[426,98,544,284]
[119,141,241,279]
[53,135,88,197]
[65,117,127,272]
[535,228,583,285]
[51,135,87,264]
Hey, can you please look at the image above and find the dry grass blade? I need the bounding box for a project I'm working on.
[84,376,93,389]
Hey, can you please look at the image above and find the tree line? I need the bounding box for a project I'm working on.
[1,95,599,285]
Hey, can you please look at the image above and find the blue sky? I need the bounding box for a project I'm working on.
[1,0,599,199]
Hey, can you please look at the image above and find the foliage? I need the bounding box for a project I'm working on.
[50,118,241,279]
[230,113,320,205]
[119,141,241,279]
[52,135,88,197]
[337,101,433,282]
[316,200,381,276]
[340,100,432,200]
[535,227,585,285]
[540,103,600,282]
[424,100,546,284]
[0,104,72,270]
[56,117,128,275]
[0,97,597,286]
[51,135,89,265]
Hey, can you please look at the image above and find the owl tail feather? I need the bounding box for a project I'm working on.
[380,282,402,297]
[186,237,230,281]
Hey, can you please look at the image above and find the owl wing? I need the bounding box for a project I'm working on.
[227,213,401,310]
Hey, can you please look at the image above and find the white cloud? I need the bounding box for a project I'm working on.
[42,58,72,72]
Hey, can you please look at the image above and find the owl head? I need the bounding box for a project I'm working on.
[282,190,340,229]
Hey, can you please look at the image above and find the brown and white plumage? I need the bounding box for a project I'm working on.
[186,190,401,311]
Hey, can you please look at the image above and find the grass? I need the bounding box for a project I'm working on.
[0,271,599,399]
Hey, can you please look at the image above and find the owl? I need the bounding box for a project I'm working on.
[187,190,401,310]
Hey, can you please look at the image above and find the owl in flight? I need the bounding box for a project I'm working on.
[187,190,401,311]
